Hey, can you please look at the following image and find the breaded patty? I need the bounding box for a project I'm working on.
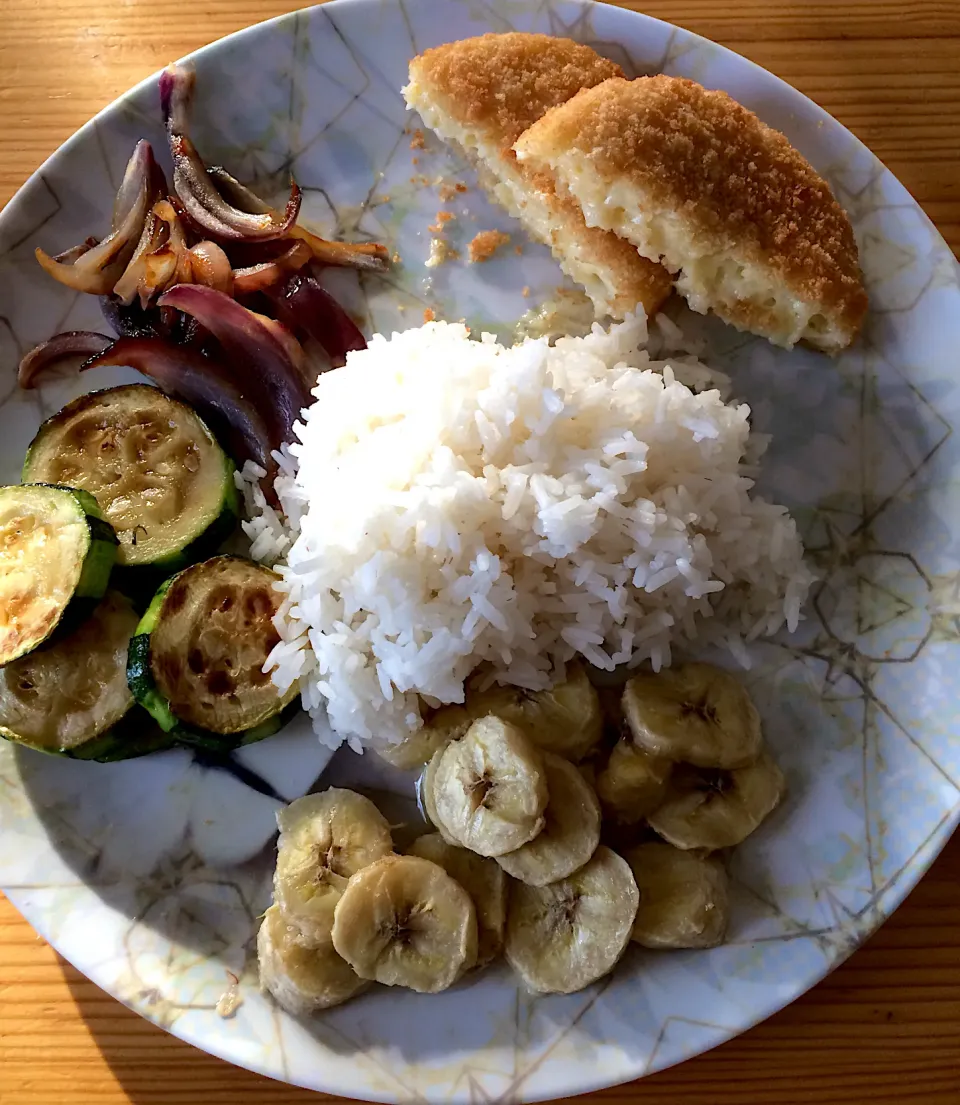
[403,34,673,320]
[514,75,867,352]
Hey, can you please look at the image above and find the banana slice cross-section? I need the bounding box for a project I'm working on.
[432,716,548,857]
[648,750,786,850]
[624,842,730,948]
[381,662,604,769]
[479,662,603,763]
[258,904,367,1016]
[375,704,475,770]
[332,854,478,992]
[505,845,639,994]
[419,749,460,845]
[623,663,762,769]
[497,752,601,886]
[596,740,672,824]
[409,832,507,967]
[274,789,394,942]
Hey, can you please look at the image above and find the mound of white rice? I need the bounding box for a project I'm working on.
[240,312,812,753]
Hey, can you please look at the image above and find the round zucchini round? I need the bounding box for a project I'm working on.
[0,590,172,760]
[0,483,117,666]
[22,384,239,570]
[127,555,299,744]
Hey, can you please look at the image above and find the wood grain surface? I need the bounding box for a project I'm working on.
[1,2,959,1103]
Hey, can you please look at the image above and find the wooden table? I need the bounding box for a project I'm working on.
[1,2,959,1102]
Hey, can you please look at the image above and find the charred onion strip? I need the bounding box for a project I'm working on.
[35,141,165,294]
[189,241,234,294]
[267,270,367,369]
[160,64,301,241]
[232,240,312,294]
[158,284,310,449]
[85,336,275,482]
[18,331,113,388]
[209,167,390,273]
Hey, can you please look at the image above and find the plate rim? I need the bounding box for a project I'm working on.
[1,0,959,1100]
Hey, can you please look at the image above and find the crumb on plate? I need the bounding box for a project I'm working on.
[468,229,511,263]
[428,210,456,234]
[426,238,460,268]
[410,128,426,150]
[437,180,469,201]
[423,307,436,323]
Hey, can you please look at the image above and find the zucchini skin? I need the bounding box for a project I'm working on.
[146,449,241,573]
[0,483,118,665]
[23,385,240,572]
[0,588,170,761]
[1,706,175,762]
[126,564,299,752]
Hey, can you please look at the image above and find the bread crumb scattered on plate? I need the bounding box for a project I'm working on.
[437,180,469,201]
[423,307,436,323]
[426,238,460,267]
[410,128,426,149]
[468,229,511,263]
[428,210,456,234]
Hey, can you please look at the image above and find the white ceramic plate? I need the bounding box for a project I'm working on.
[1,1,959,1100]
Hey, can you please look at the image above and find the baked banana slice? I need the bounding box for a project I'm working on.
[481,662,603,762]
[375,704,475,770]
[648,750,785,850]
[257,904,366,1016]
[432,716,548,856]
[409,832,507,967]
[622,663,762,769]
[624,842,730,948]
[596,740,672,824]
[274,789,394,942]
[505,845,639,994]
[331,854,478,992]
[497,752,601,886]
[419,749,459,844]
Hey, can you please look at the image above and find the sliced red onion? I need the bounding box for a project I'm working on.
[232,240,312,295]
[84,337,274,480]
[158,284,310,448]
[101,295,163,340]
[189,241,234,294]
[52,237,99,265]
[266,270,367,369]
[18,331,113,389]
[35,141,164,295]
[161,64,301,241]
[112,210,166,307]
[209,167,389,272]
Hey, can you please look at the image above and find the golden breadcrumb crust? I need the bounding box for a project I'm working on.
[406,34,673,317]
[515,75,867,342]
[407,32,624,149]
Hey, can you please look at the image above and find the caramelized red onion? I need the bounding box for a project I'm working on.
[17,331,113,388]
[232,240,312,294]
[84,337,274,481]
[158,284,310,447]
[112,210,166,307]
[267,270,367,369]
[35,142,165,295]
[209,167,389,272]
[160,65,301,241]
[189,240,234,294]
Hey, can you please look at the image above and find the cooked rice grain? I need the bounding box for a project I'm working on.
[247,313,812,752]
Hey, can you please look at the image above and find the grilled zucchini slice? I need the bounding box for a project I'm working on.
[23,384,239,570]
[0,590,172,760]
[0,484,117,665]
[127,555,298,747]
